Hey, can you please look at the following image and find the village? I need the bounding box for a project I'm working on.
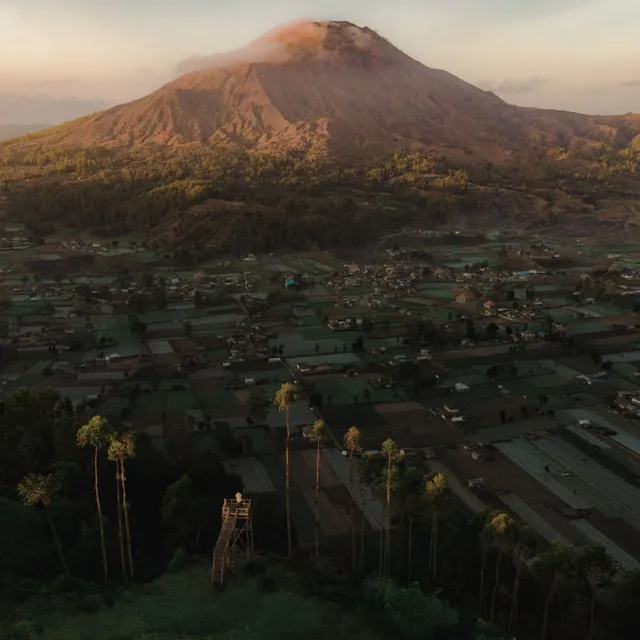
[3,224,640,571]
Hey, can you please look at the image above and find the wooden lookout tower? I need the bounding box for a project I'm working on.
[211,492,253,588]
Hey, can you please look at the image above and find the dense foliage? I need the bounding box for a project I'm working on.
[0,146,465,242]
[2,381,640,640]
[3,137,640,252]
[0,144,554,252]
[0,388,246,589]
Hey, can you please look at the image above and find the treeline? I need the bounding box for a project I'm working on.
[3,141,640,252]
[0,147,472,249]
[0,388,248,588]
[3,384,640,640]
[350,430,640,640]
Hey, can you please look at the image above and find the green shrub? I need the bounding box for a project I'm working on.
[2,579,39,603]
[256,573,276,593]
[5,619,42,639]
[242,557,267,577]
[45,575,80,595]
[166,547,187,574]
[75,593,103,614]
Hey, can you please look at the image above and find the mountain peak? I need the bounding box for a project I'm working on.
[18,19,637,165]
[253,20,396,63]
[176,20,398,75]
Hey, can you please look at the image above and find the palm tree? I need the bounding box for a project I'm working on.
[274,382,296,558]
[393,465,423,583]
[578,542,616,640]
[485,511,515,621]
[477,512,494,615]
[531,541,579,640]
[310,420,327,564]
[343,426,362,493]
[380,438,402,576]
[108,431,136,581]
[18,473,70,576]
[112,444,126,579]
[343,426,361,572]
[76,415,110,583]
[423,472,449,581]
[508,524,538,634]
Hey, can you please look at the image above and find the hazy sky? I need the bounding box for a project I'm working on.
[1,0,640,123]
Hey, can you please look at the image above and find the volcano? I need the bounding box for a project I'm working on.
[27,20,640,162]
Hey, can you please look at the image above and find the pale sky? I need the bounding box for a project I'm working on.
[1,0,640,123]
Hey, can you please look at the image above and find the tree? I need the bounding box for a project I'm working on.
[213,420,243,456]
[424,472,450,581]
[76,416,110,583]
[162,473,207,552]
[108,431,136,581]
[246,392,270,426]
[578,542,616,640]
[478,514,494,616]
[274,382,296,558]
[486,323,499,339]
[608,569,640,638]
[310,420,328,564]
[0,387,63,486]
[508,524,538,634]
[484,511,515,621]
[343,425,362,571]
[380,438,402,576]
[363,577,458,640]
[391,465,423,583]
[531,542,579,640]
[474,619,515,640]
[17,473,70,576]
[343,426,362,494]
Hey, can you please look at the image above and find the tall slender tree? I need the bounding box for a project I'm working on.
[508,524,538,634]
[76,415,110,583]
[423,472,449,581]
[485,511,515,621]
[532,541,579,640]
[380,438,402,576]
[113,446,126,579]
[18,473,70,576]
[478,514,494,616]
[108,431,136,581]
[393,465,423,583]
[578,542,616,640]
[343,426,362,572]
[343,426,362,492]
[274,382,296,558]
[310,420,327,564]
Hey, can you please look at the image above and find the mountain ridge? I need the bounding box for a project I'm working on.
[0,123,49,141]
[5,20,640,163]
